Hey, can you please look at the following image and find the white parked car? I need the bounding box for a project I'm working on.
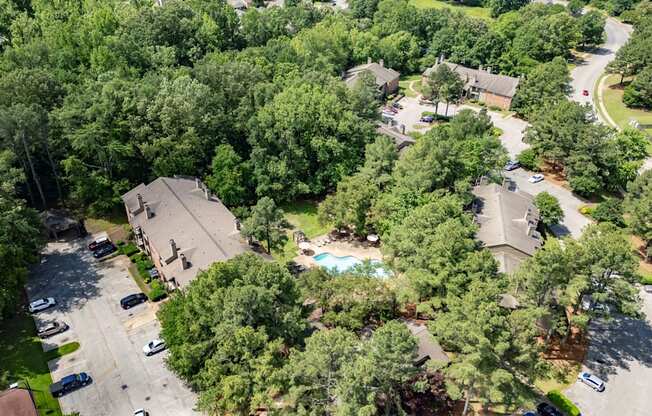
[28,297,56,313]
[528,174,544,183]
[577,371,606,392]
[142,339,166,356]
[134,409,149,416]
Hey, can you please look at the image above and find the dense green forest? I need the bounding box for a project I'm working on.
[2,1,651,414]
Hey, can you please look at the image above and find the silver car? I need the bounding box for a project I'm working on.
[142,339,166,356]
[577,371,605,392]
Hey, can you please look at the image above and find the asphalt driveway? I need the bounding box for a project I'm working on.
[26,240,199,416]
[564,288,652,416]
[504,169,592,238]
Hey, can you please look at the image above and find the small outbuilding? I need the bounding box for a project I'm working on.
[404,321,450,367]
[344,58,400,98]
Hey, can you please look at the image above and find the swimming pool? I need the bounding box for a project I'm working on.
[313,252,390,278]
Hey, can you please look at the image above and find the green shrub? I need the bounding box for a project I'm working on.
[148,280,167,302]
[488,105,501,111]
[641,275,652,285]
[517,148,541,171]
[116,240,125,246]
[121,243,139,257]
[579,205,596,216]
[130,252,146,263]
[546,390,581,416]
[592,198,625,226]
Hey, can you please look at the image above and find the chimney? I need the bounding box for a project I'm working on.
[169,239,177,260]
[479,65,483,71]
[487,67,492,74]
[145,203,154,219]
[204,187,210,200]
[400,124,405,134]
[367,56,372,64]
[379,59,384,68]
[137,193,144,210]
[234,218,241,231]
[180,253,189,270]
[195,177,201,189]
[439,54,444,64]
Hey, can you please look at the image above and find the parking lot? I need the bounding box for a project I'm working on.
[564,287,652,416]
[26,240,199,416]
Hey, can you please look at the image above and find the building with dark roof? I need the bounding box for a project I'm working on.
[344,59,400,97]
[122,176,250,288]
[0,388,38,416]
[423,60,520,110]
[472,180,542,274]
[404,321,450,367]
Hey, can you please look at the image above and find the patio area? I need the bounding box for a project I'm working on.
[292,234,383,270]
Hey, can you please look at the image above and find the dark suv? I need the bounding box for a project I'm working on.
[537,402,563,416]
[49,373,91,397]
[93,243,117,259]
[120,293,148,309]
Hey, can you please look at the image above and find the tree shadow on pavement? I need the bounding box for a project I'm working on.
[26,239,103,315]
[584,315,652,381]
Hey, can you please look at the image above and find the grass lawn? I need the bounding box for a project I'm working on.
[398,74,423,98]
[274,200,331,263]
[409,0,493,20]
[0,312,63,416]
[600,74,652,136]
[86,211,130,242]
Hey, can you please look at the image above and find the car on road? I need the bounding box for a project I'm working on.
[505,160,520,171]
[644,285,652,293]
[93,243,117,259]
[522,412,536,416]
[143,339,166,356]
[391,102,403,109]
[120,293,148,309]
[134,409,149,416]
[420,115,434,123]
[582,89,589,96]
[536,402,563,416]
[528,173,544,183]
[88,236,111,251]
[578,371,606,392]
[49,372,92,397]
[37,321,69,338]
[28,297,56,313]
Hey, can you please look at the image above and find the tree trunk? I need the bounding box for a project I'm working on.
[266,222,271,254]
[41,124,64,206]
[19,157,37,207]
[462,385,473,416]
[21,130,47,209]
[620,73,624,85]
[434,101,439,115]
[445,101,450,117]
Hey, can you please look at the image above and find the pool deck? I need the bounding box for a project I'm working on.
[292,235,383,269]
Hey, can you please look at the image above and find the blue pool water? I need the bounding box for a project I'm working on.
[313,252,390,278]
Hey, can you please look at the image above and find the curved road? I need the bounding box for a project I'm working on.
[570,17,632,110]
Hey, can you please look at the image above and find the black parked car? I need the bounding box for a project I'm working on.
[50,373,91,397]
[93,243,117,259]
[120,293,148,309]
[88,236,111,251]
[537,402,563,416]
[37,321,69,338]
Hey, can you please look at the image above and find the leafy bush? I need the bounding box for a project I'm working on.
[517,148,541,171]
[640,274,652,285]
[130,252,146,263]
[547,390,581,416]
[579,205,596,216]
[592,198,625,226]
[148,280,167,302]
[120,243,139,257]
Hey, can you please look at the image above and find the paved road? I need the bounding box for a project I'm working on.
[27,241,199,416]
[504,169,591,238]
[570,17,632,111]
[564,288,652,416]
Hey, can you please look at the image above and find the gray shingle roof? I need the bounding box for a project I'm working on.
[424,62,520,98]
[472,182,542,256]
[344,62,400,89]
[404,321,450,366]
[122,176,249,287]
